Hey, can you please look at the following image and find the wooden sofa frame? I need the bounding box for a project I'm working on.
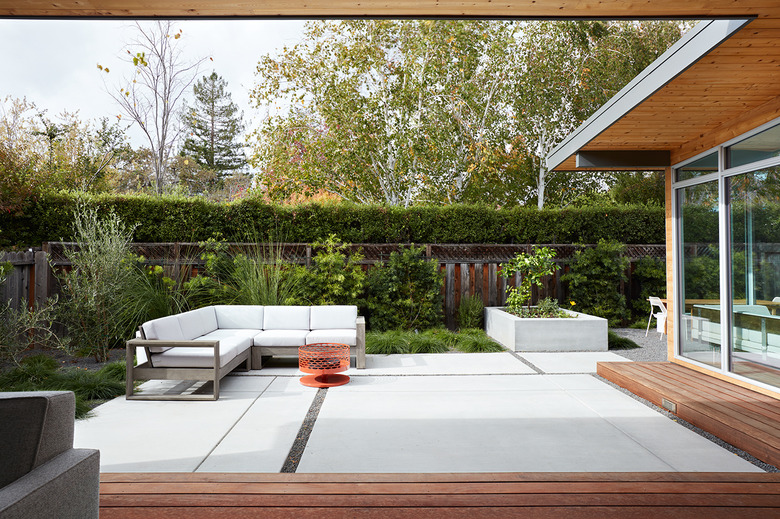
[125,338,251,401]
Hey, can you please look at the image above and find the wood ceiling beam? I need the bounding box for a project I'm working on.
[0,0,777,19]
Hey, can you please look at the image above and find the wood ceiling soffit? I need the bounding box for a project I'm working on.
[1,0,780,18]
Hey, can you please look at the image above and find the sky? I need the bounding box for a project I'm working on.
[0,19,307,145]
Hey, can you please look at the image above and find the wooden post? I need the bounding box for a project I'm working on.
[445,264,456,330]
[488,263,497,306]
[474,263,484,305]
[460,262,470,300]
[34,251,49,306]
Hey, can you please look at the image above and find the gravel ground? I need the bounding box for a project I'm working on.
[610,327,668,361]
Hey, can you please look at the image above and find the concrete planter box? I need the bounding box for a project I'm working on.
[484,307,608,352]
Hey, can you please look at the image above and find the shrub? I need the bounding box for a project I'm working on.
[452,329,504,352]
[563,240,630,326]
[0,355,126,419]
[365,328,502,354]
[630,256,666,319]
[457,294,484,329]
[0,297,59,366]
[57,206,139,361]
[499,247,562,317]
[608,330,640,350]
[365,245,444,331]
[303,235,366,306]
[0,191,667,248]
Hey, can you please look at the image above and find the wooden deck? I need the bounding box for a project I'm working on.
[598,361,780,468]
[100,472,780,518]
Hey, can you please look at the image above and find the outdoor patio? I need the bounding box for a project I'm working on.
[75,351,762,474]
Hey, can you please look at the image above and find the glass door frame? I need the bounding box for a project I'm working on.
[672,116,780,393]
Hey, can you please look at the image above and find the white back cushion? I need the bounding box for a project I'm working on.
[148,315,185,341]
[310,305,357,330]
[142,315,185,353]
[177,307,218,339]
[215,305,264,329]
[263,306,311,330]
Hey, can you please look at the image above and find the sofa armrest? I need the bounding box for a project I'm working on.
[0,449,100,519]
[356,316,366,369]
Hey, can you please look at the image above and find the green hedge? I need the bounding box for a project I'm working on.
[0,192,666,247]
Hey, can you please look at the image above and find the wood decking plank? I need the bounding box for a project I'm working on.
[97,506,780,519]
[598,362,780,466]
[99,472,780,518]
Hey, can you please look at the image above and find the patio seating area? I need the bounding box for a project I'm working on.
[75,352,764,474]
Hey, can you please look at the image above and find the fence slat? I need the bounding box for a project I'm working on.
[488,264,497,307]
[445,264,456,330]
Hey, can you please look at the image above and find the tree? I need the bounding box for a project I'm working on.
[250,20,687,208]
[100,21,206,194]
[250,20,519,206]
[181,72,247,184]
[510,20,689,208]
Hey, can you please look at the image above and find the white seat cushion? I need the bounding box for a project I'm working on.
[309,305,357,330]
[215,305,264,329]
[200,329,261,341]
[177,307,218,339]
[254,329,309,347]
[263,306,310,330]
[306,329,356,346]
[151,336,251,368]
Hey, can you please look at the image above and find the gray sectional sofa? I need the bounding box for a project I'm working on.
[126,305,365,400]
[0,391,100,519]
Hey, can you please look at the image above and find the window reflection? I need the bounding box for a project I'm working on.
[729,167,780,387]
[677,152,718,181]
[678,180,721,367]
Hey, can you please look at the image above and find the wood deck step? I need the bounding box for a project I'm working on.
[99,472,780,518]
[597,361,780,467]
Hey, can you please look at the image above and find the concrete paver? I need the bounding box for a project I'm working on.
[74,353,763,474]
[519,352,632,373]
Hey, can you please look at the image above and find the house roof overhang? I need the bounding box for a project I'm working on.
[547,14,780,172]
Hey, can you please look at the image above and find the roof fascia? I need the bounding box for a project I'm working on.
[545,17,753,172]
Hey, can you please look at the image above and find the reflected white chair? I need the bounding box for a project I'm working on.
[646,296,667,339]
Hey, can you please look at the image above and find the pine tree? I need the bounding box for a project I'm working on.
[181,72,247,182]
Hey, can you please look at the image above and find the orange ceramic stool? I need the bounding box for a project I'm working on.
[298,343,351,388]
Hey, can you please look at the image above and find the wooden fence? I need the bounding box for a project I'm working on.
[1,242,666,328]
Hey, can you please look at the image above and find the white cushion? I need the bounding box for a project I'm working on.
[306,329,357,346]
[254,329,309,347]
[178,307,218,339]
[309,305,357,330]
[143,315,185,353]
[263,306,310,330]
[215,305,264,329]
[151,336,250,368]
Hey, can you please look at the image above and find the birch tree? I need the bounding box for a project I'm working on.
[250,20,518,206]
[101,21,206,194]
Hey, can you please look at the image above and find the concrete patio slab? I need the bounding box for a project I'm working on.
[75,354,764,475]
[519,352,632,373]
[196,390,316,472]
[297,375,760,473]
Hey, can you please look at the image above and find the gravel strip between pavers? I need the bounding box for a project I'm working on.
[281,387,327,473]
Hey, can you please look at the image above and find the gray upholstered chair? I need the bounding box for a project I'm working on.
[0,391,100,519]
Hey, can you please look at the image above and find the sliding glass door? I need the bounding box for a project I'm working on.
[729,167,780,387]
[678,179,721,368]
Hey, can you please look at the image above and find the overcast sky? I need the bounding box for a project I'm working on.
[0,19,307,145]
